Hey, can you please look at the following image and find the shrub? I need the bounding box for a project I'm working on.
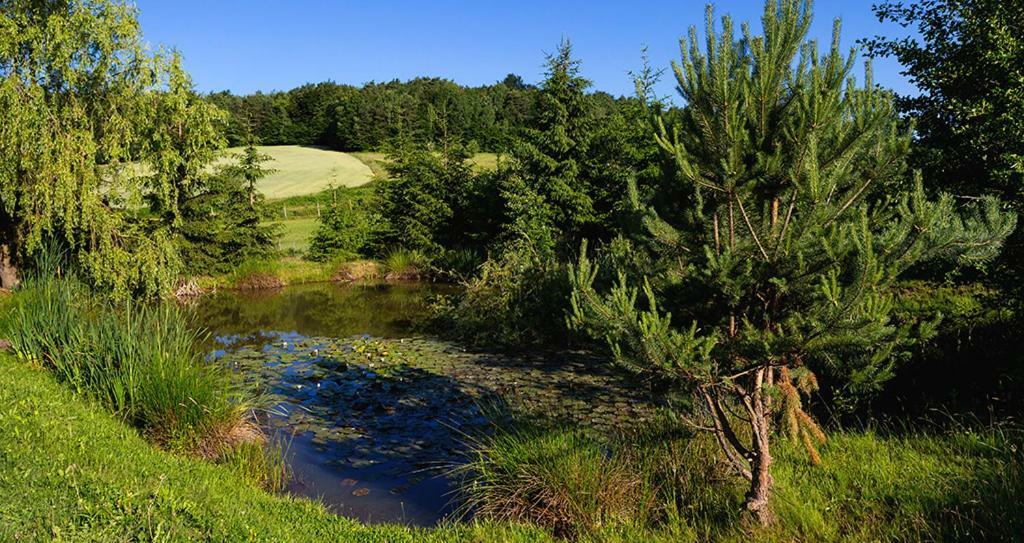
[433,246,570,347]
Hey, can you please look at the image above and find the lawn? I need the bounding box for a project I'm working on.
[351,152,500,179]
[219,145,374,199]
[272,217,319,254]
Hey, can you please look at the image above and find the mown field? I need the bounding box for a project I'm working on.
[219,145,374,199]
[351,151,500,178]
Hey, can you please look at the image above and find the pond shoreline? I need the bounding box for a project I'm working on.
[194,282,653,526]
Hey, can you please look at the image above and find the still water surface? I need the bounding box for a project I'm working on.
[191,282,653,526]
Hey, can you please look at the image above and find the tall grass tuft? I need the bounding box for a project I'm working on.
[227,258,287,290]
[454,426,657,539]
[383,248,428,280]
[1,276,248,453]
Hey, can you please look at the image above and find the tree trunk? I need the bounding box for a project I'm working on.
[702,366,776,527]
[743,367,775,525]
[744,422,774,525]
[0,241,18,289]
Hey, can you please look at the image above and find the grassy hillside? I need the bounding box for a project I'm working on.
[220,146,374,199]
[351,152,499,179]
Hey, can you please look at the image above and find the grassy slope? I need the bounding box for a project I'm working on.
[0,355,551,543]
[221,146,374,199]
[1,351,1021,542]
[272,217,319,253]
[351,152,499,178]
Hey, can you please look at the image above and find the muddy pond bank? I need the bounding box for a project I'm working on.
[191,282,657,526]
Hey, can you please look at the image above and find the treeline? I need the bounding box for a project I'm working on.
[207,75,624,152]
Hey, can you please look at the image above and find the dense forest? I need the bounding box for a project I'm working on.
[207,75,625,152]
[2,0,1023,541]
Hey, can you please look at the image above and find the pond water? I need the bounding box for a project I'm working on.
[191,282,655,526]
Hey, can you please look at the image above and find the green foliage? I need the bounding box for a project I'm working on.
[208,76,544,152]
[864,0,1024,300]
[435,245,569,347]
[864,0,1024,204]
[176,142,280,275]
[569,0,1016,519]
[0,0,181,296]
[373,142,472,257]
[307,186,378,261]
[0,275,247,451]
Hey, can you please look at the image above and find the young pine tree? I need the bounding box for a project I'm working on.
[569,1,1015,524]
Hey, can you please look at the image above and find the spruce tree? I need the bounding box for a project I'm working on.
[569,0,1015,523]
[511,39,597,250]
[176,139,278,274]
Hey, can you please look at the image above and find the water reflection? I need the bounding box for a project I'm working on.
[190,281,454,340]
[192,282,655,527]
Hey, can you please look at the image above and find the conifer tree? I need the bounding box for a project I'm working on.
[569,0,1015,523]
[512,39,597,250]
[176,139,278,274]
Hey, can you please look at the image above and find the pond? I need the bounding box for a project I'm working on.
[191,282,655,526]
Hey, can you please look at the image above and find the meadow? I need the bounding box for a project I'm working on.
[220,145,374,199]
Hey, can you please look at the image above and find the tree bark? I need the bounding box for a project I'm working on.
[704,366,776,526]
[743,367,775,525]
[0,241,18,289]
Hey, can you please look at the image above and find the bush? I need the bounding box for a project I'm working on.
[307,187,377,262]
[433,246,570,347]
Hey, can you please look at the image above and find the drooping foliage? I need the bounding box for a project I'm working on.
[569,0,1015,522]
[0,0,278,295]
[0,0,180,296]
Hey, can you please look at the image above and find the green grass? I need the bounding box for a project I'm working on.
[0,277,248,453]
[458,419,1024,542]
[272,217,319,254]
[213,257,333,290]
[1,344,1021,541]
[351,152,500,179]
[219,145,374,199]
[0,355,554,542]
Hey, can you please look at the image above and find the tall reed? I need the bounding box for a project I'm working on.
[1,276,248,452]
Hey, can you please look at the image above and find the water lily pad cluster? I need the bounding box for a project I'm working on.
[211,331,656,523]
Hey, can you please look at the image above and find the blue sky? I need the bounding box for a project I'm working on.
[136,1,915,102]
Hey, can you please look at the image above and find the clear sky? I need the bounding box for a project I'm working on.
[135,0,915,102]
